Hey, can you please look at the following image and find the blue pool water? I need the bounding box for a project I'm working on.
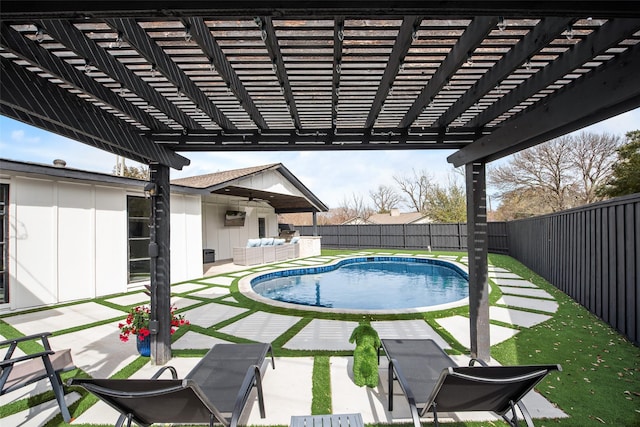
[250,257,468,310]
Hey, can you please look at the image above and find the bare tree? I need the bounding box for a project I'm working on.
[113,162,150,180]
[393,168,433,213]
[490,136,577,212]
[369,185,403,213]
[571,132,621,204]
[335,192,374,222]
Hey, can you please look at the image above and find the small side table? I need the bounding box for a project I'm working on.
[290,413,364,427]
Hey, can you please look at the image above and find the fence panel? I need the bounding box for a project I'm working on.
[507,193,639,345]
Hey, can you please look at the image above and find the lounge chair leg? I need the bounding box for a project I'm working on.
[387,360,394,411]
[42,354,72,422]
[432,404,439,427]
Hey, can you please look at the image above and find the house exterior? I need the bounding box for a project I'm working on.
[343,208,430,225]
[0,159,326,312]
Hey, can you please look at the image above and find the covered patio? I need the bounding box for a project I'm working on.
[1,1,639,365]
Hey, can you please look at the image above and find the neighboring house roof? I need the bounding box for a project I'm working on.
[342,210,430,225]
[368,211,429,224]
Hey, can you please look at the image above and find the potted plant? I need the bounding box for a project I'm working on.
[118,305,189,356]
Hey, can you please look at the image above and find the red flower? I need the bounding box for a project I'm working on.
[118,304,189,344]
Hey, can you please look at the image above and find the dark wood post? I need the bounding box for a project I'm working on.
[466,161,490,361]
[149,163,171,364]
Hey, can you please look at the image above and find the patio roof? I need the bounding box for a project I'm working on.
[171,163,329,213]
[1,2,639,171]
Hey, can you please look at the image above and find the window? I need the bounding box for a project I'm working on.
[127,196,150,283]
[258,217,266,238]
[0,184,8,303]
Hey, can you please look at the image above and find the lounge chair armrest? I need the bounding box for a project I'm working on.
[388,358,422,427]
[0,350,55,367]
[0,332,53,347]
[151,366,178,379]
[469,358,489,367]
[230,364,264,427]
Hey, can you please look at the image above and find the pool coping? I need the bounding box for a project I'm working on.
[238,255,471,315]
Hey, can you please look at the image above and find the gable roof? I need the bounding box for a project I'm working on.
[171,163,328,213]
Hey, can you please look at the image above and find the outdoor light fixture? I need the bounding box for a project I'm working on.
[144,182,158,198]
[565,25,574,40]
[497,17,507,31]
[35,26,45,43]
[466,53,474,66]
[112,32,123,49]
[184,26,192,42]
[337,22,345,41]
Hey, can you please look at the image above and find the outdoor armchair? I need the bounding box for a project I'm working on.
[381,338,561,427]
[69,343,275,427]
[0,332,76,422]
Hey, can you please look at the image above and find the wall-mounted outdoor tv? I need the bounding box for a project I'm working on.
[224,210,246,226]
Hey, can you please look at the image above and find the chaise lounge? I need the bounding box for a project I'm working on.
[381,339,561,427]
[0,332,76,423]
[69,343,275,427]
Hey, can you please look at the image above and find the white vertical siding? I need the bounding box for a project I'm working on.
[170,194,202,282]
[57,182,94,302]
[13,177,58,308]
[95,186,127,297]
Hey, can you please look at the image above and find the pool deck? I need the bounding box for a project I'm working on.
[0,251,566,426]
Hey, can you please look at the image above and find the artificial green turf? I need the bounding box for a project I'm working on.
[1,249,638,426]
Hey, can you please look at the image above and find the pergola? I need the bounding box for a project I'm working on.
[2,1,639,364]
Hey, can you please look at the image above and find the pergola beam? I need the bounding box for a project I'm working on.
[104,18,236,131]
[0,24,169,132]
[0,57,190,169]
[262,16,301,130]
[434,17,574,128]
[448,40,640,167]
[35,19,202,131]
[365,16,422,129]
[185,17,268,130]
[466,18,640,128]
[399,16,498,128]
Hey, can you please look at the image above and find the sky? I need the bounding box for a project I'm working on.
[1,108,639,209]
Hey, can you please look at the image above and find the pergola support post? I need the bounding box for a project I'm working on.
[466,161,490,361]
[312,211,318,236]
[149,163,172,365]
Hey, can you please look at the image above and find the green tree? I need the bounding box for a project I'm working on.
[425,179,467,222]
[598,130,640,197]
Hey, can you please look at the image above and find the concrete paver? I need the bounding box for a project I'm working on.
[497,295,559,313]
[492,278,538,287]
[373,320,451,349]
[182,302,248,328]
[490,306,552,328]
[498,286,554,299]
[218,311,302,342]
[436,315,520,348]
[4,302,123,335]
[284,319,358,350]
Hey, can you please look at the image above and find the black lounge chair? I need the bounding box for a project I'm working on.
[381,339,561,427]
[0,332,76,422]
[69,343,275,427]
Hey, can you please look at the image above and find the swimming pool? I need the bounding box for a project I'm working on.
[242,256,469,314]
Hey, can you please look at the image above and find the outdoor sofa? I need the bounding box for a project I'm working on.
[233,236,300,266]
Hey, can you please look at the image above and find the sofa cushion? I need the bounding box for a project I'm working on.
[247,238,262,247]
[273,238,286,246]
[260,237,275,246]
[290,236,300,244]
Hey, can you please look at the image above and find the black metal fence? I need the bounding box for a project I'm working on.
[297,222,509,254]
[297,193,639,345]
[507,193,639,346]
